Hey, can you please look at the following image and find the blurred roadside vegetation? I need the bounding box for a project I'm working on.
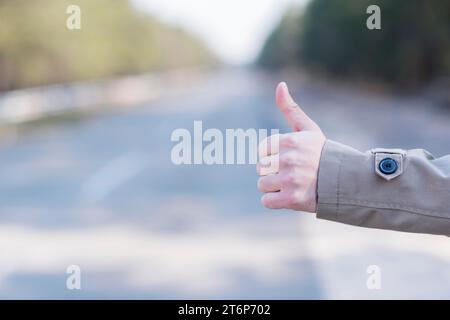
[0,0,216,91]
[259,0,450,87]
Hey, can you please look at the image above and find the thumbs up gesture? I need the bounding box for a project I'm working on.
[257,82,326,212]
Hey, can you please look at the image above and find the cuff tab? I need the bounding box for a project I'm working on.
[371,148,406,181]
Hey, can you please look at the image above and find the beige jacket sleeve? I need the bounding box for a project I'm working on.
[316,140,450,236]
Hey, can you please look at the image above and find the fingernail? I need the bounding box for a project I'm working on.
[278,82,287,91]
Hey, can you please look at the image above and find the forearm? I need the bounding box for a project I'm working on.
[316,140,450,236]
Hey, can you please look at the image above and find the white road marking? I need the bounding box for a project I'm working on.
[82,152,147,203]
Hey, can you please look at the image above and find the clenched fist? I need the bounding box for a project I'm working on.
[257,82,326,212]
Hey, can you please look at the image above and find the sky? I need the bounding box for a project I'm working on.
[132,0,308,65]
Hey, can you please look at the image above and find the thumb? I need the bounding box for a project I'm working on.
[275,82,319,132]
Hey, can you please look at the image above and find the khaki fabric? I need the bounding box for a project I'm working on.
[316,140,450,236]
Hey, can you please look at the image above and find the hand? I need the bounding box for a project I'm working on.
[257,82,326,212]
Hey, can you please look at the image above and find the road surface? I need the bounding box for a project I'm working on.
[0,69,449,299]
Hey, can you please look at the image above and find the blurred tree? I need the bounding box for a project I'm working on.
[0,0,216,91]
[259,0,450,86]
[258,9,303,69]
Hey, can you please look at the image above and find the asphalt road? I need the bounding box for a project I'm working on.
[0,69,449,299]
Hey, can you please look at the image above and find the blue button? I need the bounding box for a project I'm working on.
[379,158,398,175]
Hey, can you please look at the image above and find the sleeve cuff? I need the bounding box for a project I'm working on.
[316,139,373,222]
[315,139,342,221]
